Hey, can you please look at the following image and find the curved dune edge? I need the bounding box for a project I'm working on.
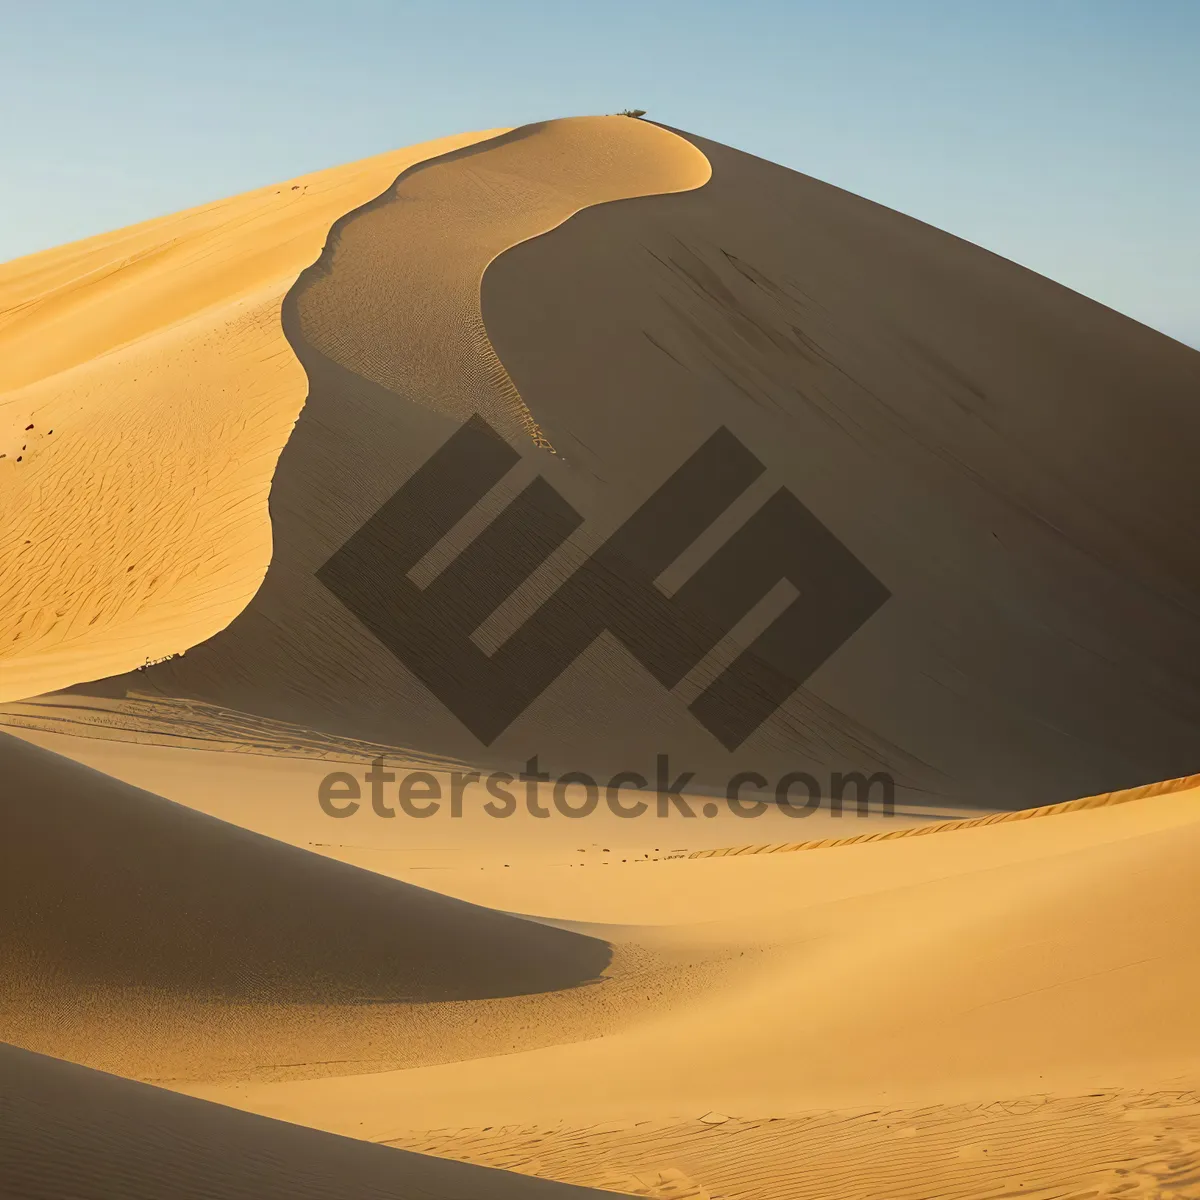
[0,729,652,1082]
[689,771,1200,858]
[194,791,1200,1169]
[289,116,711,451]
[478,125,1200,807]
[0,729,745,1085]
[0,1043,612,1200]
[0,129,504,706]
[0,728,609,1002]
[104,116,718,766]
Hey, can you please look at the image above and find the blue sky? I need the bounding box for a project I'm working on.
[2,0,1197,347]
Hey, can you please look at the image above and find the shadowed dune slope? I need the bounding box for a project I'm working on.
[474,126,1200,807]
[0,1043,617,1200]
[0,129,502,703]
[0,730,609,1005]
[0,727,754,1086]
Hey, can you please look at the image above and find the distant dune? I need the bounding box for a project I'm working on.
[3,114,1200,1200]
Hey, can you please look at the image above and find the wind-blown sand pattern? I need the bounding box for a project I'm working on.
[3,115,1200,1200]
[387,1092,1200,1199]
[0,129,501,703]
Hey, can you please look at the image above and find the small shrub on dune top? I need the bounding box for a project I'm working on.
[136,652,181,672]
[618,108,647,118]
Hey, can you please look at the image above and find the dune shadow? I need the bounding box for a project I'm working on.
[1,731,611,1005]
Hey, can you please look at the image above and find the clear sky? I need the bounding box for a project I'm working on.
[2,0,1197,347]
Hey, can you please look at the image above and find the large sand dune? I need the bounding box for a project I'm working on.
[83,116,727,785]
[13,116,1197,815]
[4,114,1200,1200]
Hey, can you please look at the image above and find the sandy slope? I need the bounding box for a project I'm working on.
[480,126,1200,808]
[5,714,1198,1198]
[0,1043,614,1200]
[190,783,1200,1198]
[0,128,502,703]
[390,1092,1200,1199]
[291,117,711,448]
[93,115,723,785]
[5,720,1198,1198]
[197,783,1200,1128]
[1,730,692,1084]
[0,730,608,1001]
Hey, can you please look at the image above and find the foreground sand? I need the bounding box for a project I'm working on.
[4,114,1200,1199]
[0,1043,612,1200]
[5,726,1200,1198]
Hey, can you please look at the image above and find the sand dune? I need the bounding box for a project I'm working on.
[8,723,1199,1195]
[480,126,1200,807]
[16,117,1197,816]
[0,729,607,1001]
[191,783,1200,1198]
[196,783,1200,1128]
[92,116,725,783]
[0,1043,615,1200]
[4,113,1200,1200]
[686,769,1200,858]
[0,730,685,1083]
[0,129,502,703]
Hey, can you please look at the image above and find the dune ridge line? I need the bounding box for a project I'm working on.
[0,129,505,704]
[689,771,1200,858]
[90,117,717,767]
[286,115,712,450]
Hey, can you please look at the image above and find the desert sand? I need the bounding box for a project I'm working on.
[3,115,1200,1199]
[0,128,502,703]
[0,1042,613,1199]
